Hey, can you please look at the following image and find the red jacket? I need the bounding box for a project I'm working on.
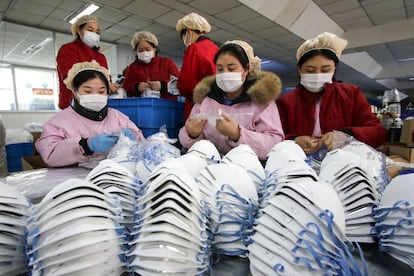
[123,55,180,101]
[276,82,387,149]
[56,39,108,109]
[177,37,218,120]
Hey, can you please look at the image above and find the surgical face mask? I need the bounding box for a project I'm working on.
[137,51,155,64]
[300,72,334,93]
[183,32,192,48]
[78,94,107,111]
[216,72,244,93]
[81,31,100,48]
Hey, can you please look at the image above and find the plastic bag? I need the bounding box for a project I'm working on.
[0,167,90,200]
[24,122,43,133]
[135,127,180,182]
[167,75,179,96]
[5,128,33,144]
[306,130,354,173]
[107,131,141,174]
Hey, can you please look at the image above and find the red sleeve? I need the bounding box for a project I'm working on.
[348,87,387,148]
[167,58,180,79]
[177,46,200,98]
[56,44,80,82]
[123,65,139,97]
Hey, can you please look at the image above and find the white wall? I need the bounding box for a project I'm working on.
[0,111,56,129]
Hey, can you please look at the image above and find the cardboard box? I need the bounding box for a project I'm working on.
[22,155,48,170]
[379,143,414,162]
[400,118,414,147]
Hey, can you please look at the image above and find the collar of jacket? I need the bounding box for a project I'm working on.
[193,71,282,106]
[296,82,336,103]
[71,99,108,121]
[196,35,210,43]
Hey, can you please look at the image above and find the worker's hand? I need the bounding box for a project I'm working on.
[148,81,161,91]
[88,134,119,153]
[318,132,334,150]
[109,83,120,93]
[121,128,136,141]
[138,82,150,92]
[216,112,240,141]
[294,135,319,154]
[185,116,208,139]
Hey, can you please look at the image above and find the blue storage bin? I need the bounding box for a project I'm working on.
[108,98,184,138]
[5,142,34,172]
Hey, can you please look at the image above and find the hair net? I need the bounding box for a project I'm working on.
[223,40,261,74]
[175,12,211,33]
[296,32,348,62]
[64,60,110,92]
[130,31,159,49]
[71,15,100,37]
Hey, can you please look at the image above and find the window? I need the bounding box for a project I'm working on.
[0,65,15,110]
[0,21,118,111]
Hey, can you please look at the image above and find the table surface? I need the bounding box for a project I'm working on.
[211,243,414,275]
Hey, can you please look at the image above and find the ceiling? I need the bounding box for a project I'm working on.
[1,0,414,99]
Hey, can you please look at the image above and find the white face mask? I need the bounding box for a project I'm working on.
[216,72,244,93]
[137,51,155,63]
[78,94,107,111]
[81,31,100,48]
[183,32,192,48]
[300,73,334,93]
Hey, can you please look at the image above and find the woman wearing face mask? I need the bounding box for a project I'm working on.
[178,40,285,160]
[36,61,145,167]
[122,31,180,100]
[276,32,387,153]
[175,12,219,120]
[56,15,120,109]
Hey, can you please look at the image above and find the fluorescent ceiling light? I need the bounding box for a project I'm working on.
[64,3,100,24]
[409,77,414,81]
[22,37,52,55]
[397,58,414,63]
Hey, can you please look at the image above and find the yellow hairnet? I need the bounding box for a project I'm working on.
[296,32,348,62]
[130,31,159,49]
[175,12,211,33]
[71,15,100,37]
[223,40,261,74]
[64,60,110,92]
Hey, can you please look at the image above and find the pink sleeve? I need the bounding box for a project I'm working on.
[178,104,205,149]
[231,102,285,160]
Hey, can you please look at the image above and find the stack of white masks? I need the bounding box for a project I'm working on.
[319,149,379,243]
[196,162,259,257]
[27,179,128,275]
[222,144,265,203]
[128,169,210,275]
[372,172,414,269]
[86,159,142,230]
[262,141,318,208]
[248,180,366,275]
[0,183,30,275]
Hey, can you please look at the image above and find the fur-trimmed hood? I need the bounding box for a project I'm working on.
[193,71,282,105]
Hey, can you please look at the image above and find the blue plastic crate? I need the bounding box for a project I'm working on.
[5,142,34,172]
[108,98,184,138]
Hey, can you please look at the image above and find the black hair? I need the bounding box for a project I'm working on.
[180,29,202,39]
[72,70,109,92]
[214,43,249,69]
[297,49,339,68]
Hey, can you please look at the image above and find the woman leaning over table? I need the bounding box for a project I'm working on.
[276,32,387,154]
[36,61,145,167]
[179,40,285,161]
